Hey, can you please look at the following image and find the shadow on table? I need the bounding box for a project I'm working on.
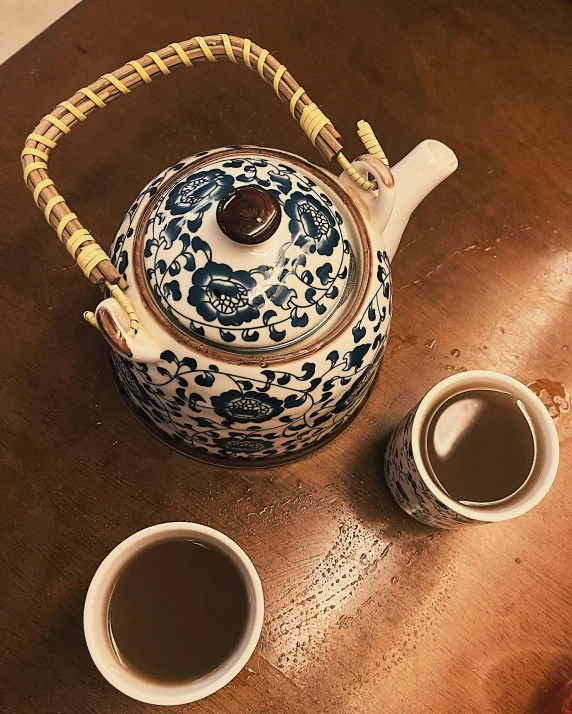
[1,581,144,713]
[339,425,436,538]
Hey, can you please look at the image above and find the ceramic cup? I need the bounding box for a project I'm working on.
[84,522,264,705]
[384,370,559,528]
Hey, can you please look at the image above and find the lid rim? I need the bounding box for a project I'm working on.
[141,149,350,349]
[130,147,373,366]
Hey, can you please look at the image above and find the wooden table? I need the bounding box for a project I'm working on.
[1,1,571,712]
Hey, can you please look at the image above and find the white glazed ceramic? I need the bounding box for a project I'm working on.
[84,523,264,705]
[96,140,457,466]
[384,370,559,528]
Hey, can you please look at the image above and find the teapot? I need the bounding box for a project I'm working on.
[22,35,457,466]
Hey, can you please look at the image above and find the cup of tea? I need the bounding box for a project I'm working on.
[384,370,559,528]
[84,522,264,705]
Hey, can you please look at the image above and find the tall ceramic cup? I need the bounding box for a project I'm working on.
[384,370,559,528]
[84,522,264,705]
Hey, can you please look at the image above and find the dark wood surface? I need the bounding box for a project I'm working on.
[1,1,572,712]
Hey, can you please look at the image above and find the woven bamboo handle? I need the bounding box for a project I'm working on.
[22,34,391,337]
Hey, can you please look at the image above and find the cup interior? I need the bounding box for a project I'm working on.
[412,370,559,522]
[84,523,264,705]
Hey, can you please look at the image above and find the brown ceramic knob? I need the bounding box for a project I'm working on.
[216,186,281,245]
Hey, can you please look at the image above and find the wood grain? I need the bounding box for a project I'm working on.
[1,0,571,712]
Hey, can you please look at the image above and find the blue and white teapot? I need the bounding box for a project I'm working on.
[23,35,457,465]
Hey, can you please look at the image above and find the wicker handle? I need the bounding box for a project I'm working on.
[22,35,391,337]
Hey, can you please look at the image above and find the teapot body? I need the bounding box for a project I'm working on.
[107,147,392,465]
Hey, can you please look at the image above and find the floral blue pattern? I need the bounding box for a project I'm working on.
[333,364,375,413]
[187,262,263,327]
[285,191,340,257]
[211,390,284,424]
[384,409,483,528]
[142,155,351,349]
[108,169,169,280]
[214,436,267,453]
[165,168,233,217]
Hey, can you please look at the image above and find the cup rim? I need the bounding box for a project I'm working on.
[84,522,264,705]
[411,370,559,522]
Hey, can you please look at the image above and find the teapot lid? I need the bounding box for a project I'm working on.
[137,148,357,351]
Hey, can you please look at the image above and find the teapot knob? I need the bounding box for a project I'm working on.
[216,186,281,245]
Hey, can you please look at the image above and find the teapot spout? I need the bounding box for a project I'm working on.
[382,140,458,261]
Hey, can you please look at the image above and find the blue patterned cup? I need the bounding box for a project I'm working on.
[384,370,559,528]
